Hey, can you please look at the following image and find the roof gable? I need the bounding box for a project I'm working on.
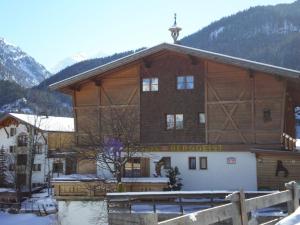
[50,43,300,91]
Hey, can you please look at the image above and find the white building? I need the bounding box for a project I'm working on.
[0,113,74,189]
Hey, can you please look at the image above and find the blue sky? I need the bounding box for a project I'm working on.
[0,0,295,70]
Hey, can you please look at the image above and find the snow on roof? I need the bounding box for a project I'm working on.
[51,174,169,183]
[9,113,74,132]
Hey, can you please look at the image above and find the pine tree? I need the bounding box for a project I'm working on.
[0,146,8,187]
[165,166,183,191]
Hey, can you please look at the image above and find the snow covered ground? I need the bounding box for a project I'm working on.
[276,207,300,225]
[20,189,57,214]
[0,212,57,225]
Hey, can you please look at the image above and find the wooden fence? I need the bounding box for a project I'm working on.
[107,191,272,215]
[158,181,299,225]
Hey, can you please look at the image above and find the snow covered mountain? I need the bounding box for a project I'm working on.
[50,51,107,73]
[50,52,88,73]
[0,38,51,88]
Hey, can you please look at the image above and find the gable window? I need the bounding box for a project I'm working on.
[142,78,158,92]
[166,114,183,130]
[188,157,196,170]
[199,113,206,124]
[199,157,208,170]
[10,128,16,137]
[263,109,272,123]
[177,76,194,90]
[33,164,41,172]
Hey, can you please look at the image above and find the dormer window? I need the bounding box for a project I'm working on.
[142,78,158,92]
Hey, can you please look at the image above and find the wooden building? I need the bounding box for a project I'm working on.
[50,43,300,190]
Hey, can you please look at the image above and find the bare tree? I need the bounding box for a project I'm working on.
[77,105,140,185]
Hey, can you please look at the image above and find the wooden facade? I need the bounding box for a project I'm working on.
[51,43,300,190]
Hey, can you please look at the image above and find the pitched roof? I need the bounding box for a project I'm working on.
[0,113,74,132]
[49,43,300,91]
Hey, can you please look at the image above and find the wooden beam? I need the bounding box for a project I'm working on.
[142,58,152,68]
[281,80,287,141]
[3,127,9,138]
[251,70,256,144]
[188,54,198,65]
[204,61,208,144]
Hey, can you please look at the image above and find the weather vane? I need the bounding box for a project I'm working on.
[169,13,182,44]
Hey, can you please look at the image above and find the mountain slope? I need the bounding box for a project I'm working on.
[0,38,51,87]
[180,0,300,70]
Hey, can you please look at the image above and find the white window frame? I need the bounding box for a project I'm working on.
[142,78,158,92]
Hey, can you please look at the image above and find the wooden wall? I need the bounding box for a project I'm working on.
[74,65,140,145]
[48,132,74,150]
[206,61,286,144]
[140,52,205,143]
[257,154,300,190]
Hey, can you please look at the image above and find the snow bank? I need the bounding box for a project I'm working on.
[0,212,57,225]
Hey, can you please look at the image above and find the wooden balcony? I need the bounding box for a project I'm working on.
[51,176,168,200]
[282,133,297,151]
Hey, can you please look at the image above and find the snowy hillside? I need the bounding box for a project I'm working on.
[0,38,51,88]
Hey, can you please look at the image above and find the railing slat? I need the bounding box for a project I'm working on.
[245,190,292,212]
[158,203,233,225]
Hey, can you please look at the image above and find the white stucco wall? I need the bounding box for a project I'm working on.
[146,151,257,191]
[0,124,51,185]
[96,151,257,191]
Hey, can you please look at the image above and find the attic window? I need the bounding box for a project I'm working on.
[263,109,272,123]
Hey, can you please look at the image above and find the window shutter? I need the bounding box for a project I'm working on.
[140,158,150,177]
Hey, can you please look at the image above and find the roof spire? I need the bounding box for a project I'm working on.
[169,13,182,44]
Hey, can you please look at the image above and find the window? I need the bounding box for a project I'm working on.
[17,154,27,165]
[33,164,41,171]
[162,157,171,169]
[9,164,15,171]
[189,157,196,170]
[142,78,158,92]
[199,113,206,124]
[199,157,208,170]
[10,128,16,137]
[124,158,141,177]
[9,146,16,153]
[166,114,183,130]
[17,134,28,147]
[263,109,272,122]
[177,76,194,90]
[53,163,63,173]
[34,145,43,154]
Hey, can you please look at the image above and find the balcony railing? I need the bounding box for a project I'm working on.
[282,133,297,151]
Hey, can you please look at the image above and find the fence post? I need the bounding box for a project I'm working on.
[225,190,248,225]
[285,181,299,214]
